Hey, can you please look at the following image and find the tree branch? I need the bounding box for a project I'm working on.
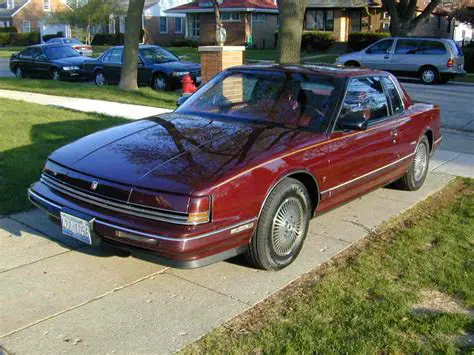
[411,0,442,28]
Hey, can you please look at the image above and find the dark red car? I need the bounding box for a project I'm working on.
[28,64,441,270]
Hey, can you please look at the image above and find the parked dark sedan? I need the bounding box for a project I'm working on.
[28,65,442,270]
[84,45,201,90]
[10,44,91,81]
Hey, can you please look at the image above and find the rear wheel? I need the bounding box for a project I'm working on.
[245,178,311,271]
[419,66,438,85]
[396,136,430,191]
[94,71,106,87]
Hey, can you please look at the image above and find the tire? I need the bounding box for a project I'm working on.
[14,66,23,79]
[344,61,360,67]
[396,136,430,191]
[419,66,438,85]
[94,71,106,87]
[51,69,61,81]
[245,178,311,271]
[152,74,170,91]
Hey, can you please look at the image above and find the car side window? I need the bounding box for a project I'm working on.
[103,49,123,64]
[395,39,420,54]
[339,77,389,124]
[382,76,404,115]
[420,40,447,55]
[30,48,43,59]
[366,40,393,54]
[19,48,34,59]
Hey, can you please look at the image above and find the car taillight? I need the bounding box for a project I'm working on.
[447,58,454,68]
[187,196,211,224]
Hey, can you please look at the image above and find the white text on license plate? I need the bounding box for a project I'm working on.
[60,212,93,245]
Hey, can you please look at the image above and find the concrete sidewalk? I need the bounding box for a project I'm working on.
[0,145,472,353]
[0,89,172,120]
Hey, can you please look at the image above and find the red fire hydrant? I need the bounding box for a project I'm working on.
[182,74,197,94]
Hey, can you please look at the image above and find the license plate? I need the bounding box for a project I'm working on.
[60,212,93,245]
[196,76,201,83]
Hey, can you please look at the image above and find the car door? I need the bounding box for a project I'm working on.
[137,53,152,86]
[103,48,123,83]
[30,47,51,78]
[323,76,401,209]
[16,48,34,76]
[360,39,394,70]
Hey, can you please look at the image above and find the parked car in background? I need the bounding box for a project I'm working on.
[10,44,91,81]
[84,45,201,91]
[46,38,93,57]
[336,37,465,84]
[28,64,442,270]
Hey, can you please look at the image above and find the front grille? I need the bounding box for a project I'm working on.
[40,173,191,225]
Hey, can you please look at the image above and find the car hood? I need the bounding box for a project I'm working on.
[152,61,201,72]
[51,56,90,67]
[49,113,325,195]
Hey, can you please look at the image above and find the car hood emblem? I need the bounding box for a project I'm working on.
[91,181,99,191]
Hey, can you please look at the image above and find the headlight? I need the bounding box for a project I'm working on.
[172,71,190,77]
[62,66,80,71]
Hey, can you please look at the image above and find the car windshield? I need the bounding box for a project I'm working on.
[141,47,179,64]
[44,46,80,59]
[177,71,342,132]
[64,39,82,45]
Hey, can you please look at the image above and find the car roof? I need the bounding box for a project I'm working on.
[389,36,452,42]
[28,43,70,48]
[227,63,388,79]
[107,45,162,50]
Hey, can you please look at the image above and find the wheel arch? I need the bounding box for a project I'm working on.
[423,128,434,153]
[258,169,320,221]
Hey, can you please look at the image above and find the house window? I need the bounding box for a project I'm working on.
[382,11,390,20]
[252,14,267,23]
[43,0,51,11]
[22,20,31,33]
[189,15,200,37]
[175,17,183,33]
[382,22,390,30]
[6,0,14,9]
[222,12,241,22]
[119,17,126,33]
[437,15,441,29]
[160,17,168,33]
[306,10,334,31]
[349,10,362,33]
[109,16,116,34]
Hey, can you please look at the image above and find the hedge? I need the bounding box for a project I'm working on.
[92,30,144,46]
[348,32,390,51]
[0,27,18,33]
[301,31,335,52]
[464,47,474,73]
[1,32,40,46]
[170,38,198,48]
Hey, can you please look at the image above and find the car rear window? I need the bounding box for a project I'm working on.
[177,71,343,132]
[395,39,447,55]
[382,76,404,115]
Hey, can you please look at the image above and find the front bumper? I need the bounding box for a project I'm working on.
[28,182,256,268]
[60,69,88,81]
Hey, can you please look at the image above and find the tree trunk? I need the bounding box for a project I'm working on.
[277,0,308,64]
[119,0,145,91]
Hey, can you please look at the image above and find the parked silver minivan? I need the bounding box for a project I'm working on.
[336,37,465,84]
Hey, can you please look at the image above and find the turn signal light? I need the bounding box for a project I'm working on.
[187,196,211,224]
[447,58,454,68]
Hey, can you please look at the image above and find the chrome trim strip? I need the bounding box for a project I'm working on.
[96,217,258,242]
[321,153,415,195]
[28,189,63,210]
[42,174,187,217]
[40,176,199,225]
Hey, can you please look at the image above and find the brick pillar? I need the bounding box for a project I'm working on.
[198,46,246,84]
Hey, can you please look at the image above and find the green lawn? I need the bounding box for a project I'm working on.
[184,179,474,353]
[0,46,24,59]
[0,78,179,109]
[453,73,474,84]
[0,98,128,215]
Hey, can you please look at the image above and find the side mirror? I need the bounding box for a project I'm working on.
[176,94,191,107]
[337,115,369,131]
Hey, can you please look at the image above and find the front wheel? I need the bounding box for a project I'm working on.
[94,71,106,87]
[51,69,61,81]
[152,74,170,91]
[15,66,23,79]
[396,136,430,191]
[245,178,311,271]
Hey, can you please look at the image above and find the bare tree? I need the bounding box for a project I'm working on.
[382,0,442,36]
[276,0,308,64]
[119,0,145,91]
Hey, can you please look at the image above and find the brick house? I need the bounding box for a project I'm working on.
[168,0,279,49]
[0,0,69,33]
[108,0,190,46]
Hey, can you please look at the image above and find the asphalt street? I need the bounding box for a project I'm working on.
[0,59,13,78]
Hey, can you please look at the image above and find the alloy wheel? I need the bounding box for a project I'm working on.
[15,67,22,79]
[52,70,60,81]
[413,142,428,182]
[421,69,436,84]
[154,76,167,91]
[271,197,305,256]
[95,72,105,87]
